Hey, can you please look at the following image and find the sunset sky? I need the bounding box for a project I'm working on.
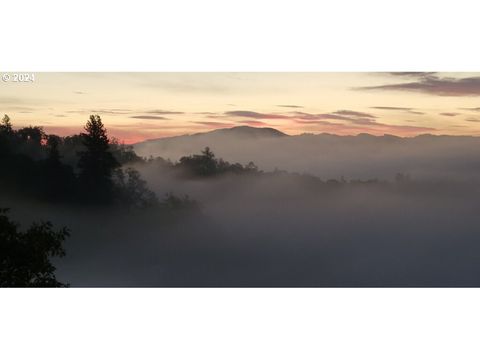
[2,72,480,143]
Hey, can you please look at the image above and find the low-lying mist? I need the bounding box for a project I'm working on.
[8,159,479,286]
[133,162,480,286]
[5,120,480,286]
[135,131,480,181]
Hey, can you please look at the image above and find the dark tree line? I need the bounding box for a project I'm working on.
[0,208,69,287]
[146,146,260,178]
[0,114,203,287]
[177,147,259,177]
[0,114,154,207]
[146,146,390,188]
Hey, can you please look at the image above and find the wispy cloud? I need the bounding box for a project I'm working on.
[291,110,435,134]
[224,111,290,119]
[67,108,132,115]
[1,106,36,112]
[387,72,437,78]
[333,110,377,119]
[276,104,304,108]
[292,112,352,121]
[294,119,435,135]
[236,120,269,126]
[440,112,460,117]
[291,110,377,125]
[356,75,480,96]
[219,108,428,130]
[67,108,184,117]
[371,106,413,111]
[210,109,375,125]
[130,115,169,120]
[370,106,424,116]
[144,110,184,115]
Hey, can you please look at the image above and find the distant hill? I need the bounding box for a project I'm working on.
[133,126,480,180]
[134,126,287,160]
[201,125,287,138]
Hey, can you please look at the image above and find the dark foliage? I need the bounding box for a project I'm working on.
[0,208,69,287]
[0,114,156,208]
[162,192,199,214]
[177,147,259,177]
[114,167,159,209]
[39,135,78,202]
[0,115,202,287]
[109,138,143,165]
[58,134,141,169]
[77,115,121,203]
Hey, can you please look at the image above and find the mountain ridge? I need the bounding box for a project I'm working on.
[135,125,480,146]
[138,125,287,144]
[132,125,480,180]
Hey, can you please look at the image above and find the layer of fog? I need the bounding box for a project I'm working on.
[7,158,480,286]
[135,132,480,181]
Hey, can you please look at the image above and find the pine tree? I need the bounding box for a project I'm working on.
[0,114,13,135]
[0,114,14,156]
[77,115,119,203]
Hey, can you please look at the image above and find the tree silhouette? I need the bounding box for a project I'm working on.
[77,115,120,203]
[16,126,46,160]
[0,114,160,206]
[109,137,143,165]
[179,146,218,176]
[163,193,199,214]
[114,167,158,209]
[177,147,259,177]
[0,208,69,287]
[0,114,13,135]
[46,135,62,164]
[0,114,14,155]
[40,135,77,202]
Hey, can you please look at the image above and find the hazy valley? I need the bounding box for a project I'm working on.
[135,126,480,181]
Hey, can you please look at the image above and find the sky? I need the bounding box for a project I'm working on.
[2,72,480,143]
